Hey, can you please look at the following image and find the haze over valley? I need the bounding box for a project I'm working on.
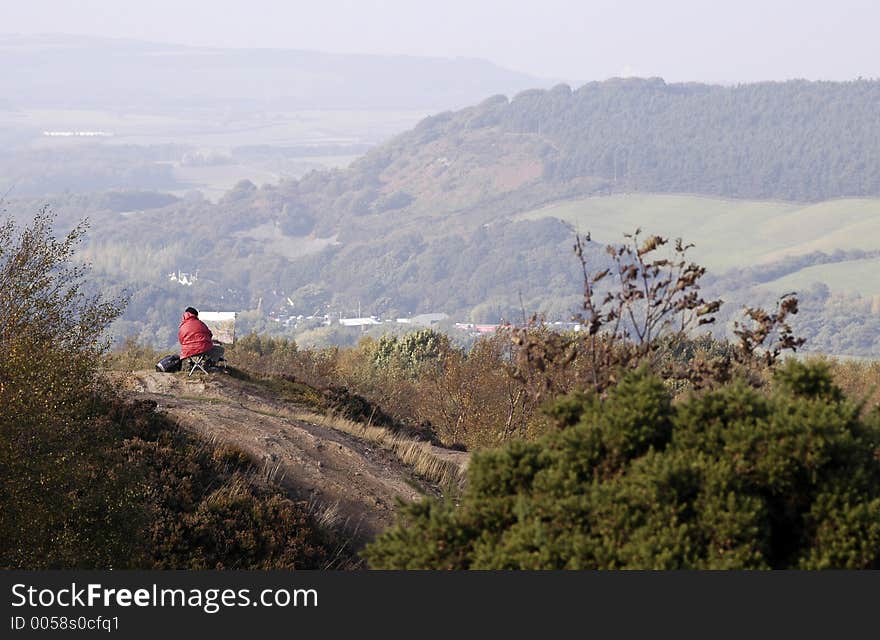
[1,34,547,199]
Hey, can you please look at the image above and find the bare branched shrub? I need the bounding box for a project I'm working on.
[582,231,721,348]
[512,230,723,396]
[511,230,805,402]
[734,292,807,367]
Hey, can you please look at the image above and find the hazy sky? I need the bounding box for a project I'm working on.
[4,0,878,84]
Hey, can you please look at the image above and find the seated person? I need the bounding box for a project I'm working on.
[178,306,225,365]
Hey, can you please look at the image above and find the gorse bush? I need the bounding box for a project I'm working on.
[365,361,880,569]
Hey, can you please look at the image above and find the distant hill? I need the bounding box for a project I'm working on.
[0,34,548,110]
[372,77,880,202]
[12,77,880,355]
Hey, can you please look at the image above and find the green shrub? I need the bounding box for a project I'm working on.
[226,333,299,375]
[372,329,450,377]
[365,361,880,569]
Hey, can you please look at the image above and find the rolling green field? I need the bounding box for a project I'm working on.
[517,193,880,273]
[756,257,880,297]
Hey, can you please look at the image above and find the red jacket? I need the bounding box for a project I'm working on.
[178,311,214,358]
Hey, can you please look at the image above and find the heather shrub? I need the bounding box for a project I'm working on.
[116,398,338,569]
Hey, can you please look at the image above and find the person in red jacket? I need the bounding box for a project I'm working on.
[178,307,225,364]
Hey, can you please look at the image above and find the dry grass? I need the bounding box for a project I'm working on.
[193,394,468,490]
[287,407,469,490]
[299,495,366,570]
[826,356,880,410]
[104,338,165,371]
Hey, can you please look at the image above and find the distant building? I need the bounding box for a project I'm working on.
[339,317,382,327]
[453,322,501,335]
[168,270,198,286]
[475,324,501,334]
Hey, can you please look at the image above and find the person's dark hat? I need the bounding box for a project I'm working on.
[185,307,199,316]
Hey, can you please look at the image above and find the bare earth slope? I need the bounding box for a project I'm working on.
[115,370,468,544]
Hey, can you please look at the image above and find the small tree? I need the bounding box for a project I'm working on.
[0,209,124,366]
[372,328,450,377]
[0,209,132,568]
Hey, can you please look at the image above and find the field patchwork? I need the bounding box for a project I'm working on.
[517,194,880,291]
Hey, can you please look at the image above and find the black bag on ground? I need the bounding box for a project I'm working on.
[156,354,182,373]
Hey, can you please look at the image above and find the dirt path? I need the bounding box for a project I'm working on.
[114,370,468,544]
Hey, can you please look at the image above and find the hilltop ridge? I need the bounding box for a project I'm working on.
[0,33,548,110]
